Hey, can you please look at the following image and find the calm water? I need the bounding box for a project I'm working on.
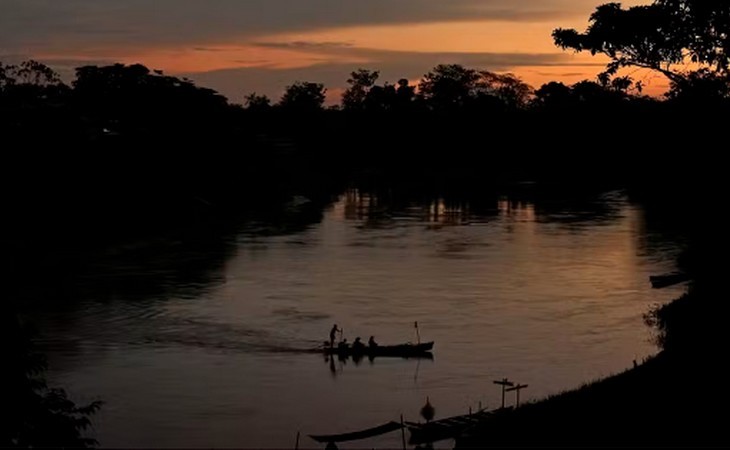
[29,190,684,448]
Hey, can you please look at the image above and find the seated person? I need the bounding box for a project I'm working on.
[352,337,365,352]
[368,336,378,348]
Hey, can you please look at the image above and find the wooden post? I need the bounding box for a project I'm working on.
[506,384,529,408]
[294,431,300,450]
[493,378,514,409]
[400,414,406,450]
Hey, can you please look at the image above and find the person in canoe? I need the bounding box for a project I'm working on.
[329,324,342,348]
[352,337,365,353]
[368,336,378,348]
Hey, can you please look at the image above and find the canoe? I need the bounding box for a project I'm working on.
[650,273,690,289]
[406,409,493,445]
[310,421,403,443]
[324,341,434,358]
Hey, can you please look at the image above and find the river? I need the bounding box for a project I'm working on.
[25,189,686,448]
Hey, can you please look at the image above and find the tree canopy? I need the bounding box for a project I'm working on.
[1,315,102,447]
[244,92,272,112]
[417,64,532,111]
[278,81,327,112]
[342,69,380,111]
[553,1,730,89]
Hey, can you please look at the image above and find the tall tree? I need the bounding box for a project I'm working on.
[658,0,730,72]
[418,64,532,111]
[244,92,272,112]
[278,81,326,112]
[418,64,481,110]
[553,1,730,85]
[476,72,533,109]
[533,81,574,108]
[363,83,397,111]
[0,60,65,96]
[342,69,380,110]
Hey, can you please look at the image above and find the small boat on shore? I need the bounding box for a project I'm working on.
[406,409,494,445]
[324,341,434,358]
[650,272,690,289]
[310,421,403,443]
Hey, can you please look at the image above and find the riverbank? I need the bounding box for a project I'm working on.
[458,249,727,447]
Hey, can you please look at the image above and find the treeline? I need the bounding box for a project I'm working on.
[0,57,725,246]
[243,66,721,114]
[2,0,728,245]
[0,61,347,246]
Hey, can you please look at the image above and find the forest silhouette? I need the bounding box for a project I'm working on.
[1,0,727,446]
[2,0,727,244]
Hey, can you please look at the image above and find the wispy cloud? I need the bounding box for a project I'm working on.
[262,41,356,51]
[251,41,594,69]
[183,44,593,103]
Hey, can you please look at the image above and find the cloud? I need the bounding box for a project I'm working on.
[251,41,601,69]
[533,71,590,77]
[0,0,598,52]
[182,45,593,103]
[193,47,232,53]
[263,41,356,51]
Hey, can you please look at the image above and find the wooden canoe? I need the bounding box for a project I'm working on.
[310,421,403,443]
[324,341,434,358]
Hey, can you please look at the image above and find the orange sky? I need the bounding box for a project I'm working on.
[1,0,668,102]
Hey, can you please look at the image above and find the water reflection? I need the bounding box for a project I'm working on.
[340,188,624,230]
[324,352,434,382]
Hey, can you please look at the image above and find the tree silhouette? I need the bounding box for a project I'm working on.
[418,64,480,110]
[0,60,68,104]
[0,60,62,88]
[72,63,228,132]
[342,69,380,110]
[363,83,398,111]
[278,81,326,112]
[553,1,730,85]
[476,71,533,110]
[395,78,416,106]
[533,81,574,109]
[418,64,532,111]
[244,92,272,112]
[658,0,730,72]
[1,315,102,447]
[666,68,730,102]
[571,79,631,103]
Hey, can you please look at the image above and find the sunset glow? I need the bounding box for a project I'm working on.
[1,0,663,102]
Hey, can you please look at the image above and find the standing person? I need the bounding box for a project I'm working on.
[329,324,341,348]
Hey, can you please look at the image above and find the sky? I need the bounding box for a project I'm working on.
[0,0,666,103]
